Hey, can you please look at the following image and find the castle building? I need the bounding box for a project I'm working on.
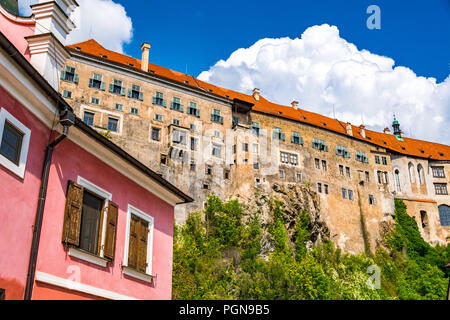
[56,39,450,254]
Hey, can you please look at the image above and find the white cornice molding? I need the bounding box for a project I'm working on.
[0,5,35,24]
[35,271,138,300]
[32,1,76,43]
[26,33,70,68]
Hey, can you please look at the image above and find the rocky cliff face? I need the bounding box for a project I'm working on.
[236,183,330,258]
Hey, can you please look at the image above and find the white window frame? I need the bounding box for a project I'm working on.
[0,108,31,179]
[123,204,155,281]
[68,177,112,267]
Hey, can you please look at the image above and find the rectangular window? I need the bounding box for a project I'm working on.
[324,184,329,195]
[173,119,180,126]
[365,171,370,183]
[339,165,344,176]
[336,145,350,158]
[90,97,100,105]
[356,150,369,163]
[62,180,118,261]
[369,194,376,205]
[342,188,347,199]
[107,118,118,132]
[318,183,322,193]
[212,143,221,157]
[297,173,302,182]
[160,154,167,165]
[322,160,327,171]
[125,207,154,276]
[115,103,123,112]
[252,122,260,135]
[273,127,285,141]
[63,90,72,99]
[128,84,143,101]
[190,162,196,172]
[214,130,221,138]
[89,73,105,90]
[435,184,448,195]
[152,92,166,107]
[315,158,320,169]
[243,143,249,152]
[206,165,213,175]
[152,127,160,141]
[191,137,198,151]
[224,170,230,180]
[432,167,445,178]
[382,157,388,166]
[190,124,196,131]
[280,170,285,179]
[253,162,259,169]
[172,129,187,145]
[290,154,298,166]
[281,152,289,164]
[312,138,328,152]
[346,167,351,178]
[187,102,200,117]
[211,109,223,124]
[348,190,354,201]
[291,131,303,145]
[61,66,78,84]
[110,79,125,96]
[154,114,163,122]
[171,97,184,112]
[130,108,139,116]
[83,112,94,126]
[0,121,24,166]
[375,156,380,164]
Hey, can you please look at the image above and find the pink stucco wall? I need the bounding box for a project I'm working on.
[33,137,175,300]
[0,10,35,61]
[0,85,50,300]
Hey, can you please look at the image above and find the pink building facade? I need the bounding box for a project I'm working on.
[0,0,191,300]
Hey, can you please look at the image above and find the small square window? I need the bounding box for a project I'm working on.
[160,154,167,165]
[155,114,163,122]
[115,103,123,112]
[90,97,100,105]
[63,90,72,99]
[130,108,139,115]
[206,165,213,175]
[173,119,180,126]
[369,195,376,205]
[253,162,259,169]
[190,162,196,172]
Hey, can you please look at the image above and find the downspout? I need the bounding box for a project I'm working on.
[24,109,75,300]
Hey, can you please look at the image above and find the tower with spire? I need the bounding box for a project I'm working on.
[392,115,404,141]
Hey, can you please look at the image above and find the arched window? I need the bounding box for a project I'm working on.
[394,169,401,192]
[408,162,415,184]
[438,205,450,226]
[417,164,425,185]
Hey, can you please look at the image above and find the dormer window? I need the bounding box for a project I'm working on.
[109,79,126,96]
[171,97,184,113]
[128,84,144,101]
[312,138,328,152]
[336,145,350,158]
[60,66,79,84]
[273,127,285,141]
[187,102,200,118]
[89,73,105,90]
[355,150,369,163]
[211,109,224,124]
[152,92,167,107]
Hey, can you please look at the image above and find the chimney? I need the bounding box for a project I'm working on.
[141,43,151,72]
[252,88,260,101]
[291,101,299,110]
[26,0,78,90]
[383,127,391,134]
[359,125,366,139]
[346,122,353,136]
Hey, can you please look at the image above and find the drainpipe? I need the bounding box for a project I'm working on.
[24,109,75,300]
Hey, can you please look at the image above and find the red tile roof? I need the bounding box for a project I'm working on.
[67,39,450,161]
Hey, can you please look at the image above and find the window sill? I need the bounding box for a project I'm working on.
[68,247,109,268]
[121,266,154,283]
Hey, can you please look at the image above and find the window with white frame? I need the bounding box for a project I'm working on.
[62,177,118,267]
[123,205,154,279]
[0,108,31,179]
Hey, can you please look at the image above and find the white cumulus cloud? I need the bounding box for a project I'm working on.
[198,24,450,145]
[19,0,133,53]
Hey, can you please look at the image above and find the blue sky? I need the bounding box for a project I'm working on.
[117,0,450,82]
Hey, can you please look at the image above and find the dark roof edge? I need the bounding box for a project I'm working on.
[0,31,192,204]
[74,118,193,203]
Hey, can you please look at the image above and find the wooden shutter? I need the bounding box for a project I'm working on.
[137,219,149,273]
[103,202,119,260]
[109,84,114,93]
[101,82,106,91]
[128,215,139,269]
[62,181,84,246]
[88,78,93,88]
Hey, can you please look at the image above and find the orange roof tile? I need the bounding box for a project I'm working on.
[67,40,450,161]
